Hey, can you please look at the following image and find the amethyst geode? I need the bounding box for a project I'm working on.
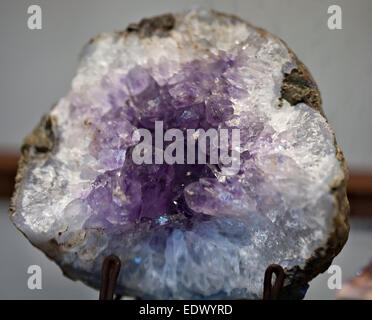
[10,10,349,299]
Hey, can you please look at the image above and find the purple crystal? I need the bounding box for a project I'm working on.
[83,53,238,228]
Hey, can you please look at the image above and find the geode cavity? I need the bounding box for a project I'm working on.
[10,10,349,299]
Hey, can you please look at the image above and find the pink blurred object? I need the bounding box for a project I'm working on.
[337,260,372,300]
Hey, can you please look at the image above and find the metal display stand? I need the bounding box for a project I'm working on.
[99,255,285,300]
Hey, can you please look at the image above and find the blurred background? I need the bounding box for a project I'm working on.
[0,0,371,299]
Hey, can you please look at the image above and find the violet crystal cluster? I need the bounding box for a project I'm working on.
[10,10,349,299]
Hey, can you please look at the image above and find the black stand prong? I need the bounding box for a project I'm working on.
[99,257,284,300]
[263,264,285,300]
[99,254,121,300]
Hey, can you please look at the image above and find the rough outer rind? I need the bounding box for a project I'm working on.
[10,113,57,215]
[9,11,349,299]
[274,40,349,300]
